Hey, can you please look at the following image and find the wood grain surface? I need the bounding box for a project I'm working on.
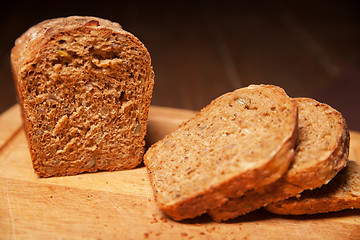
[0,105,360,240]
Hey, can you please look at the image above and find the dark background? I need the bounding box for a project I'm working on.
[1,0,360,130]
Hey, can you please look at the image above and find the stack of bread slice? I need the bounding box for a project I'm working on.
[265,160,360,215]
[144,84,355,221]
[208,97,350,221]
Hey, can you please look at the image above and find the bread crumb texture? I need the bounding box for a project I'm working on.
[287,97,349,187]
[11,16,154,177]
[144,84,297,220]
[208,97,349,221]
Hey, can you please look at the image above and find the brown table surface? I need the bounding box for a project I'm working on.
[1,1,360,131]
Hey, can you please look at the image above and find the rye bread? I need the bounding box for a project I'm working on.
[11,16,154,177]
[208,97,349,221]
[265,160,360,215]
[144,84,298,221]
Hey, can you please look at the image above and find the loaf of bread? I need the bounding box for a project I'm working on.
[265,160,359,215]
[11,16,154,177]
[144,85,298,221]
[208,97,349,221]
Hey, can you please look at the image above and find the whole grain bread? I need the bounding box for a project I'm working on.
[265,160,360,215]
[11,16,154,177]
[144,85,298,221]
[208,97,349,221]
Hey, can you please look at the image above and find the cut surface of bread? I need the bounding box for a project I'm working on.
[208,97,349,221]
[11,16,154,177]
[265,160,360,215]
[144,85,297,220]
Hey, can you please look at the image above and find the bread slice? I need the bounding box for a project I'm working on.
[144,85,298,221]
[11,16,154,177]
[265,160,360,215]
[208,97,349,221]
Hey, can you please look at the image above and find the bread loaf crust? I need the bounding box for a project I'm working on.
[11,16,124,73]
[11,16,154,177]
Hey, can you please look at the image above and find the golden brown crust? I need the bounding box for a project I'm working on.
[11,16,154,177]
[11,16,123,73]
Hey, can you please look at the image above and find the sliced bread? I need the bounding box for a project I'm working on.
[11,16,154,177]
[208,97,349,221]
[265,160,360,215]
[144,84,298,220]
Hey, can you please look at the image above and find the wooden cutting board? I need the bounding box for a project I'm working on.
[0,105,359,239]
